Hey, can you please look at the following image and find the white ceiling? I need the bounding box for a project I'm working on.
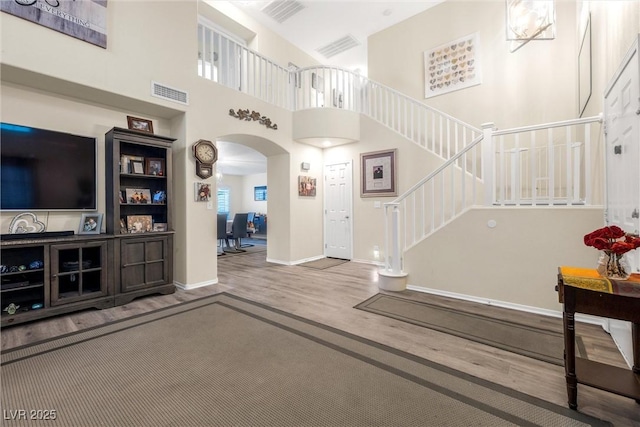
[217,140,267,176]
[231,0,442,75]
[218,1,442,175]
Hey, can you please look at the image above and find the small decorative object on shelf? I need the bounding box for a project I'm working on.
[8,212,46,234]
[584,225,640,279]
[3,303,19,315]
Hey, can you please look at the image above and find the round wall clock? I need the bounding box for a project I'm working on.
[192,139,217,179]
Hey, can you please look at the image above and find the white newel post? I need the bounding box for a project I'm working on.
[481,122,495,206]
[379,203,408,291]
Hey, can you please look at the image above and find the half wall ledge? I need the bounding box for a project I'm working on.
[377,269,408,291]
[293,108,360,148]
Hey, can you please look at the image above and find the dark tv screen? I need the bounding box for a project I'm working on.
[1,123,97,211]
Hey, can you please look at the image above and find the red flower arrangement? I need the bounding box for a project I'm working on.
[584,225,640,278]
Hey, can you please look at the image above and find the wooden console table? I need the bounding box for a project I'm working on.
[556,267,640,409]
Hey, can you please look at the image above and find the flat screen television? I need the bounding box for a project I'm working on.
[1,123,97,211]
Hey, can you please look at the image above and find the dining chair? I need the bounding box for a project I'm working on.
[226,213,249,252]
[216,213,228,256]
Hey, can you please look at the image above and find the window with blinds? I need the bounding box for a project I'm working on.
[217,188,230,216]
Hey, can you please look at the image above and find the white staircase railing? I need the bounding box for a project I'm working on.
[382,117,603,274]
[198,24,481,162]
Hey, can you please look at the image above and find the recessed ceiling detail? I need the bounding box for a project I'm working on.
[261,0,306,24]
[316,35,360,59]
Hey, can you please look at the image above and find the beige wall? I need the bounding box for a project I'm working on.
[579,1,640,117]
[404,207,605,311]
[240,173,268,215]
[368,1,578,129]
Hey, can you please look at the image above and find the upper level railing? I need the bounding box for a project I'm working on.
[197,24,481,162]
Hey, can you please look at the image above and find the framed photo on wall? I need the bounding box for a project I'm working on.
[298,176,317,197]
[360,149,397,198]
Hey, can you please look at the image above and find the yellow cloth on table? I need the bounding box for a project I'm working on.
[560,266,613,293]
[560,266,640,296]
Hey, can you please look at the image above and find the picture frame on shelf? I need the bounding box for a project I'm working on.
[152,190,167,204]
[145,158,165,176]
[126,215,153,233]
[131,160,145,175]
[125,188,151,204]
[126,116,154,134]
[153,222,168,232]
[78,213,103,235]
[360,149,397,198]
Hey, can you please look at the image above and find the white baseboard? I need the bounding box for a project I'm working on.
[351,258,384,266]
[265,258,291,265]
[406,284,608,327]
[291,255,326,265]
[174,278,218,291]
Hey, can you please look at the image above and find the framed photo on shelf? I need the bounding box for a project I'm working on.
[125,188,151,204]
[153,222,168,232]
[145,158,165,176]
[78,213,103,235]
[152,190,166,204]
[360,149,397,197]
[126,215,153,233]
[131,160,145,175]
[127,116,154,134]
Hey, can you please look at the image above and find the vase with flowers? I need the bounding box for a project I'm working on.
[584,225,640,279]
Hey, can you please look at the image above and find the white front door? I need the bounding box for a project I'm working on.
[603,36,640,368]
[324,161,352,259]
[604,39,640,272]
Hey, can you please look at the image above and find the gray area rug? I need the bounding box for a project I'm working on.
[298,257,348,269]
[355,293,586,366]
[1,293,609,426]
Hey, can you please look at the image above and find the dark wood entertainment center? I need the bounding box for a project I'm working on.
[1,127,176,327]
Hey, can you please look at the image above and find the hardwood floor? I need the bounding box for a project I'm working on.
[2,252,639,426]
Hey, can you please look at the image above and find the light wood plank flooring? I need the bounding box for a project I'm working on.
[2,251,639,426]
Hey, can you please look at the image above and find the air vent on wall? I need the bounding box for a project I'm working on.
[261,0,305,24]
[151,81,189,105]
[316,35,360,59]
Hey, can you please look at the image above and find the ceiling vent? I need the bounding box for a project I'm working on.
[261,0,305,24]
[316,35,360,59]
[151,81,189,105]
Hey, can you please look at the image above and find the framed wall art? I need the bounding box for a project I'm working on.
[424,32,482,99]
[360,149,397,198]
[298,176,317,197]
[195,182,211,202]
[578,14,592,117]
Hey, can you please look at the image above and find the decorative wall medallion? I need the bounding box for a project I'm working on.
[229,108,278,130]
